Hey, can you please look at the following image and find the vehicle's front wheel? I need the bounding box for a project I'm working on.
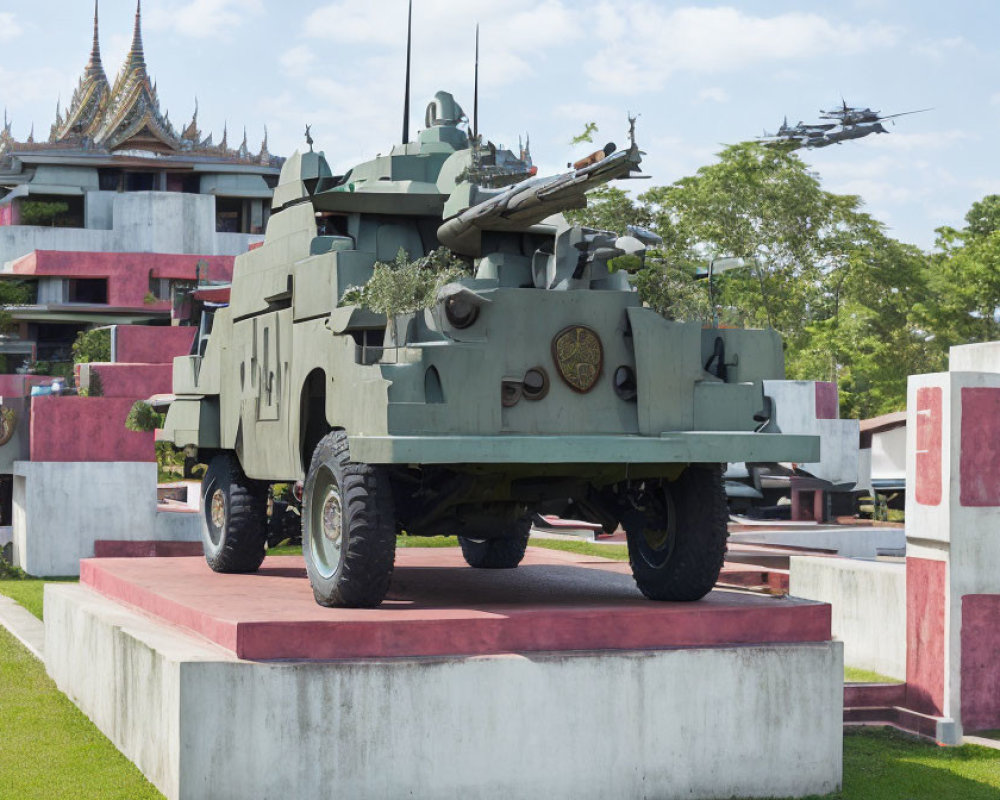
[302,431,396,608]
[201,453,267,573]
[458,516,532,569]
[622,465,728,601]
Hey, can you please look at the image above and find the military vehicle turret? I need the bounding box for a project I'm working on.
[162,90,818,608]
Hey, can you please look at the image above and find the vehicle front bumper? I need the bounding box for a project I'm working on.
[349,431,820,465]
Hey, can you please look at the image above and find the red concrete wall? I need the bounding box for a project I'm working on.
[915,387,943,506]
[29,396,155,462]
[814,382,838,420]
[906,557,946,716]
[8,250,234,310]
[90,363,173,398]
[960,387,1000,507]
[961,594,1000,732]
[115,326,195,365]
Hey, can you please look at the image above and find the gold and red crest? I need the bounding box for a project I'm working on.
[552,326,603,393]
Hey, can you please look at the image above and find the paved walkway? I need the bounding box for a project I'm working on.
[0,593,44,660]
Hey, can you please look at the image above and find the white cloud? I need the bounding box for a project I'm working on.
[911,35,974,61]
[0,13,22,42]
[280,45,317,78]
[305,0,583,88]
[584,5,899,93]
[860,129,976,152]
[0,66,74,127]
[146,0,263,39]
[698,87,730,104]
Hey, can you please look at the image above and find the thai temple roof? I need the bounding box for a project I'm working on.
[0,1,280,169]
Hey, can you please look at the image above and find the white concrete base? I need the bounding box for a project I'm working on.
[13,461,201,577]
[45,584,844,800]
[731,526,905,559]
[790,556,906,680]
[154,509,200,540]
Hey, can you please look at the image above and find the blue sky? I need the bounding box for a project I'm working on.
[1,0,997,249]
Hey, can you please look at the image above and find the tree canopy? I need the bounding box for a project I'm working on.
[569,142,990,418]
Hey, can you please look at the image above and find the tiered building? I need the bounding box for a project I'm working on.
[0,0,283,371]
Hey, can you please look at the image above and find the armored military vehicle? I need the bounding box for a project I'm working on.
[162,90,818,608]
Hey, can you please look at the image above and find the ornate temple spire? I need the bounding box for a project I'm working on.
[259,126,271,165]
[85,0,105,80]
[125,0,146,73]
[95,0,178,151]
[52,1,110,142]
[182,99,200,142]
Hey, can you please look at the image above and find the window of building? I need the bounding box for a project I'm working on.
[215,197,244,233]
[17,195,85,228]
[67,278,108,304]
[98,169,123,192]
[126,172,157,191]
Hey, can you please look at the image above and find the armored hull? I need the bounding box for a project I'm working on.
[163,91,817,607]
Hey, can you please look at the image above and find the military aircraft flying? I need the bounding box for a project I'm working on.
[819,99,931,127]
[758,100,929,151]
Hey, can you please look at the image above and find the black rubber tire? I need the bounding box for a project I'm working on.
[624,464,728,601]
[458,517,532,569]
[302,431,396,608]
[201,453,267,573]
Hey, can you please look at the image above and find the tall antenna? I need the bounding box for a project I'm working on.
[402,0,413,144]
[473,24,479,140]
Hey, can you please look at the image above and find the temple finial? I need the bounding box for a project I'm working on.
[127,0,145,69]
[89,0,103,70]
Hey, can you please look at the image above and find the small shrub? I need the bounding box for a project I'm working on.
[125,400,163,433]
[0,551,27,580]
[72,328,112,364]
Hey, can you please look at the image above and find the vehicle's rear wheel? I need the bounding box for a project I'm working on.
[201,453,267,573]
[623,465,728,601]
[302,431,396,608]
[458,516,532,569]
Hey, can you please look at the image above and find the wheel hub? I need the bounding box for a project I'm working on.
[210,488,226,530]
[321,488,343,550]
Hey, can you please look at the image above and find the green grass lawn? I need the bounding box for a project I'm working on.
[0,577,76,620]
[0,627,163,799]
[844,666,904,684]
[782,727,1000,800]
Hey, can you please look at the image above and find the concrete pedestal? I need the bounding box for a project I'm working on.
[46,550,844,800]
[13,461,200,576]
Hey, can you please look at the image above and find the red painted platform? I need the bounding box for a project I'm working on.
[80,548,832,662]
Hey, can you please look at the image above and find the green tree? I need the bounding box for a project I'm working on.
[920,208,1000,354]
[572,142,937,416]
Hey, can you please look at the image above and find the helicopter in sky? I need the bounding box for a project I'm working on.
[819,99,931,127]
[758,100,929,150]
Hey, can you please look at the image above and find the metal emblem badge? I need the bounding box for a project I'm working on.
[552,326,603,393]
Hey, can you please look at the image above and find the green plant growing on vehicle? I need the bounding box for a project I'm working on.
[341,247,470,316]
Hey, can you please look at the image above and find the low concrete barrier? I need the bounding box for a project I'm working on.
[790,555,906,680]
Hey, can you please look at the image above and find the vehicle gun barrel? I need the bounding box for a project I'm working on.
[438,142,642,255]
